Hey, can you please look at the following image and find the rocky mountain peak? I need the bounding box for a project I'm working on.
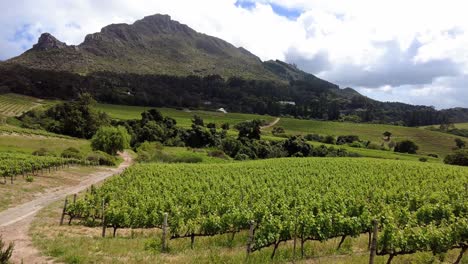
[31,33,67,51]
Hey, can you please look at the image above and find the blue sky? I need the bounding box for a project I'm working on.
[1,0,468,109]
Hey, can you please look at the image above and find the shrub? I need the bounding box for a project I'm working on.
[208,150,229,159]
[394,140,419,154]
[32,148,52,156]
[444,151,468,166]
[61,147,82,159]
[0,236,14,264]
[322,135,336,145]
[304,134,324,142]
[349,141,365,148]
[86,151,117,166]
[272,126,285,136]
[234,153,250,161]
[419,157,428,162]
[336,135,360,145]
[91,126,131,155]
[25,175,34,182]
[428,153,439,158]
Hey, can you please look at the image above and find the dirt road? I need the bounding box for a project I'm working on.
[260,117,280,129]
[0,152,133,264]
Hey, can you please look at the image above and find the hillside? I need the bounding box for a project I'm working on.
[6,15,280,81]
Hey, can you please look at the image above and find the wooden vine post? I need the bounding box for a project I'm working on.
[162,212,168,252]
[369,219,378,264]
[59,196,68,225]
[247,220,255,255]
[101,199,106,238]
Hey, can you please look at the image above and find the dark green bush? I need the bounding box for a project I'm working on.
[394,140,419,154]
[32,148,52,156]
[61,147,82,159]
[419,157,428,162]
[86,151,117,166]
[444,151,468,166]
[428,153,439,158]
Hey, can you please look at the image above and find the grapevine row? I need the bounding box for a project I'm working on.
[67,158,468,261]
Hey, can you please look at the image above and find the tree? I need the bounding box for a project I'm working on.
[192,115,204,127]
[235,120,262,140]
[221,123,230,130]
[383,131,392,141]
[283,136,312,157]
[455,138,466,149]
[444,151,468,166]
[91,126,130,155]
[394,140,419,154]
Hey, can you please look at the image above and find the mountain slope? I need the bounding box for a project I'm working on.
[7,14,279,80]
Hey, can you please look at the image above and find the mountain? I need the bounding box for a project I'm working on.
[2,14,468,126]
[7,14,282,80]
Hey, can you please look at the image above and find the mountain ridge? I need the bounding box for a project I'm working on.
[7,14,282,80]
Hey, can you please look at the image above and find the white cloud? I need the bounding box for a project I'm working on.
[1,0,468,109]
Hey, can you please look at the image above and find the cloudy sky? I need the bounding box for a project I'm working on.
[1,0,468,109]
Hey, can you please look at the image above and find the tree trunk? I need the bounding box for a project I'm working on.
[337,235,347,250]
[386,254,395,264]
[271,241,280,259]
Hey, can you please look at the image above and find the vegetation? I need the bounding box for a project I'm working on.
[0,236,14,264]
[272,118,457,156]
[91,126,130,155]
[394,140,419,154]
[444,151,468,166]
[0,152,84,183]
[19,93,110,138]
[2,65,465,126]
[66,158,468,262]
[0,93,45,118]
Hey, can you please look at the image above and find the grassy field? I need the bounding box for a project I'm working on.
[454,122,468,129]
[95,103,275,128]
[0,133,91,155]
[265,118,459,156]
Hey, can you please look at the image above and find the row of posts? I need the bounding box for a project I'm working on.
[60,198,380,263]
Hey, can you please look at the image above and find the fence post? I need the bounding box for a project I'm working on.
[60,196,68,225]
[369,219,378,264]
[162,212,168,252]
[247,220,255,254]
[101,199,106,238]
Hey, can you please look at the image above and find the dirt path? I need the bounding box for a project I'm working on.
[261,117,280,130]
[0,152,133,264]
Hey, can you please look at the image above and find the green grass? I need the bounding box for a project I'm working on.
[267,118,460,156]
[0,134,91,155]
[95,103,275,128]
[454,122,468,129]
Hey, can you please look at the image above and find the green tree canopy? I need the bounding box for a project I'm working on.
[91,126,130,155]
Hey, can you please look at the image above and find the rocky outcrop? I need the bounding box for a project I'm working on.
[31,33,67,51]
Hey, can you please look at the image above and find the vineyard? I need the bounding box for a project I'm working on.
[0,152,84,184]
[67,158,468,262]
[0,93,44,117]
